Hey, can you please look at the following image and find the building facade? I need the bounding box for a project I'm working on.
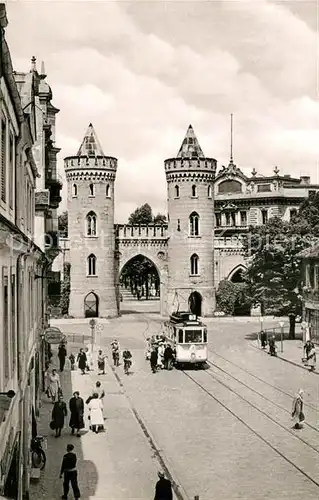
[298,244,319,344]
[56,121,318,319]
[0,5,62,499]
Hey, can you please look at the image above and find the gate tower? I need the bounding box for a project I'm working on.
[164,125,217,316]
[64,124,118,318]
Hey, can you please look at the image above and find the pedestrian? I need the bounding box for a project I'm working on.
[60,444,81,500]
[157,343,165,369]
[163,344,174,370]
[85,347,93,371]
[305,341,316,371]
[260,330,267,349]
[150,348,158,373]
[69,353,75,370]
[51,394,67,437]
[58,344,67,372]
[154,471,173,500]
[47,369,61,403]
[87,393,104,433]
[291,389,305,429]
[77,348,87,375]
[97,350,107,375]
[69,392,85,437]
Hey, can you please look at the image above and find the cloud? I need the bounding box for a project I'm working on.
[5,0,317,221]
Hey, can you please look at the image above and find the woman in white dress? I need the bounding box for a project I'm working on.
[87,393,104,433]
[47,369,61,403]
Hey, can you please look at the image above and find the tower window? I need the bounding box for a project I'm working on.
[174,185,180,198]
[190,254,199,275]
[87,254,97,276]
[86,211,97,236]
[89,183,95,196]
[106,184,110,198]
[208,185,212,198]
[72,184,77,197]
[189,212,199,236]
[191,185,197,197]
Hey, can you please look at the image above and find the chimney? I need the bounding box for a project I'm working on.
[300,176,310,185]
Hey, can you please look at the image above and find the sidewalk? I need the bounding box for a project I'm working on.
[30,348,169,500]
[251,339,319,375]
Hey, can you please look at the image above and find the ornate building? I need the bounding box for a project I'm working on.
[56,121,318,319]
[0,5,62,499]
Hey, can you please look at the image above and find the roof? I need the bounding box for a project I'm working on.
[297,243,319,259]
[177,125,204,158]
[76,123,105,156]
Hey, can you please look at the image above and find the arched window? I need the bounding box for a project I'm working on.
[190,254,199,275]
[191,185,197,197]
[106,184,110,197]
[189,212,199,236]
[72,183,77,197]
[89,183,95,196]
[174,185,180,198]
[208,185,212,198]
[87,254,97,276]
[86,211,97,236]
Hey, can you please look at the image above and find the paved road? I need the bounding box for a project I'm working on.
[47,312,319,499]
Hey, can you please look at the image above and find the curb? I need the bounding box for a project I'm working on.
[250,342,319,375]
[110,365,191,500]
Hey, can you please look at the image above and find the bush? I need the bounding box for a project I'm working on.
[216,280,251,315]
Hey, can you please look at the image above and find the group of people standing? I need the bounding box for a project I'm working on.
[146,335,175,373]
[50,381,106,438]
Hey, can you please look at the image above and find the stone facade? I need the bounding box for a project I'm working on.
[58,123,319,319]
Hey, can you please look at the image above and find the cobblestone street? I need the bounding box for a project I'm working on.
[30,313,319,500]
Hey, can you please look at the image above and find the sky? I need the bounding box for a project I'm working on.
[4,0,318,222]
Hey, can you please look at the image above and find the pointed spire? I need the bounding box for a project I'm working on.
[177,125,204,158]
[31,56,37,72]
[76,123,105,156]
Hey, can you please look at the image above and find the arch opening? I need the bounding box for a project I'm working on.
[84,292,99,318]
[188,291,202,317]
[119,254,160,305]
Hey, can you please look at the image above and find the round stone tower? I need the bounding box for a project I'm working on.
[164,125,217,317]
[64,123,118,318]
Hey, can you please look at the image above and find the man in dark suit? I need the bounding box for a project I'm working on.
[60,444,81,499]
[154,471,173,500]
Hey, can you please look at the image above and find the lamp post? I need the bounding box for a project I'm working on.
[279,321,285,353]
[258,316,264,348]
[301,321,308,344]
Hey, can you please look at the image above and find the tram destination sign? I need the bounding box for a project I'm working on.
[44,327,64,344]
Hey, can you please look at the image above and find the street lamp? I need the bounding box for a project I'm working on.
[258,315,264,348]
[279,321,285,353]
[0,390,15,398]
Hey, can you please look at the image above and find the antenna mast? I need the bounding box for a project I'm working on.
[230,113,234,164]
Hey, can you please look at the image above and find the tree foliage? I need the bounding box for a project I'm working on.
[120,255,159,300]
[58,211,68,236]
[128,203,166,225]
[216,280,250,315]
[242,216,311,338]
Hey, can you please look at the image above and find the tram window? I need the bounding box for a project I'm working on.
[203,329,207,343]
[178,329,184,343]
[185,330,203,343]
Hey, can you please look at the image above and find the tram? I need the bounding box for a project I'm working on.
[163,311,208,366]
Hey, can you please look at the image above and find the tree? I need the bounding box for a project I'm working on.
[58,211,68,236]
[59,262,71,316]
[153,213,167,224]
[243,217,309,338]
[216,280,250,315]
[128,203,153,225]
[128,204,167,225]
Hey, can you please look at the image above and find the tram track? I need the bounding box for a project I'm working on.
[181,367,319,490]
[209,348,319,413]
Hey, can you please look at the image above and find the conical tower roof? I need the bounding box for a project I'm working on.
[76,123,105,156]
[176,124,204,158]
